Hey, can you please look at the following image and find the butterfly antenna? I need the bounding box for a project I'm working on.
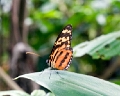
[26,52,40,56]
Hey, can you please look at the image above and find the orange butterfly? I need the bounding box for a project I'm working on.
[46,24,73,70]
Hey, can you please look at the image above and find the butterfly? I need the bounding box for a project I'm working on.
[46,24,73,70]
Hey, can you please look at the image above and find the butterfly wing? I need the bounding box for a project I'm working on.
[46,24,73,70]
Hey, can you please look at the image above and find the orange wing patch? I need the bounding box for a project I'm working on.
[46,24,73,70]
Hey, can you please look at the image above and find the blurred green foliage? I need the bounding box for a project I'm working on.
[73,31,120,59]
[27,0,120,49]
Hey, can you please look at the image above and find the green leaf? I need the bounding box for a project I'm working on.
[30,90,55,96]
[0,90,29,96]
[31,90,46,96]
[110,79,120,85]
[46,92,55,96]
[0,90,54,96]
[73,31,120,59]
[15,70,120,96]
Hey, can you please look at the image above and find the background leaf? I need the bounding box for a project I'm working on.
[30,90,55,96]
[73,31,120,59]
[30,90,46,96]
[0,90,55,96]
[0,90,29,96]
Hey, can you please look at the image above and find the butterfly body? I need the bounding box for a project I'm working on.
[46,25,73,70]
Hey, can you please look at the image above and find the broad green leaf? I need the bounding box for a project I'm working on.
[73,31,120,59]
[15,70,120,96]
[0,90,29,96]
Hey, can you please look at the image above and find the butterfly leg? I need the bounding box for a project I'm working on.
[55,70,64,79]
[39,70,44,76]
[49,70,52,79]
